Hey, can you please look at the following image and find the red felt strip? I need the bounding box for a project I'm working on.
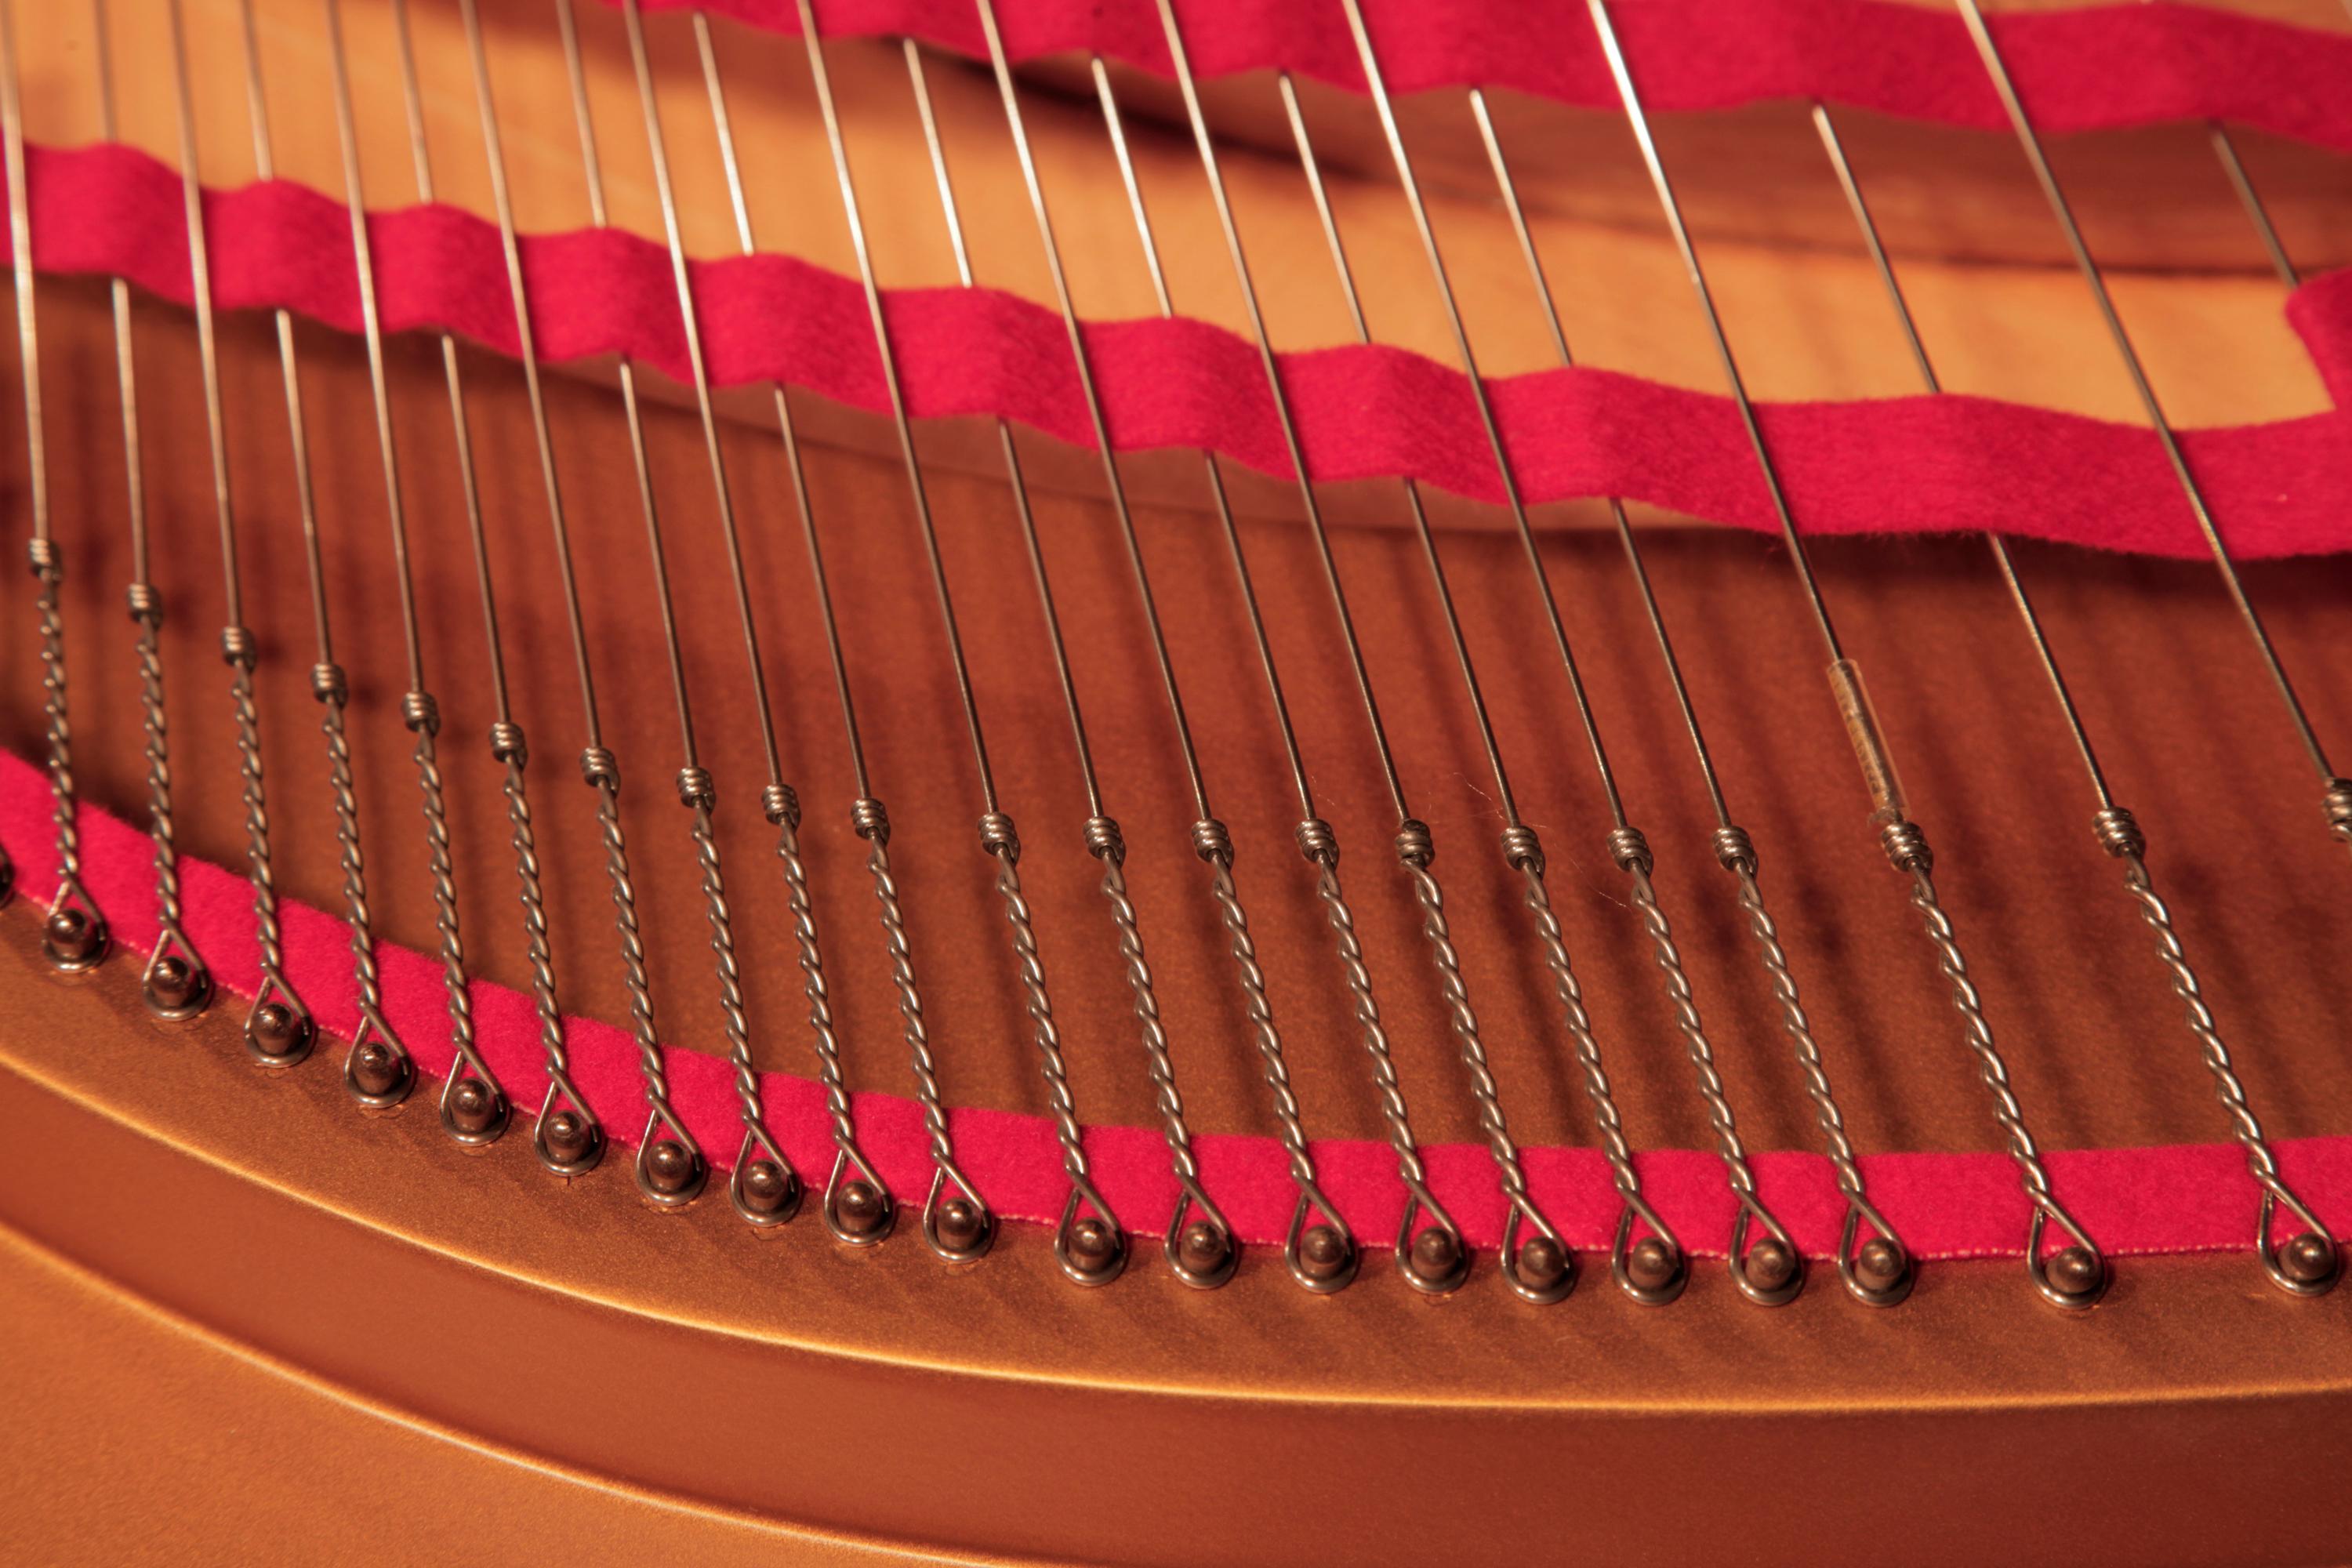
[12,142,2352,563]
[658,0,2352,157]
[7,748,2344,1260]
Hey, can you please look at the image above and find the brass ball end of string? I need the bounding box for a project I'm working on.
[738,1159,795,1218]
[834,1178,889,1237]
[643,1138,699,1198]
[543,1109,589,1160]
[1743,1237,1798,1294]
[540,1109,601,1175]
[1066,1216,1121,1277]
[935,1196,985,1252]
[42,905,106,971]
[1178,1220,1230,1278]
[143,953,208,1018]
[1626,1236,1680,1294]
[446,1076,503,1136]
[347,1040,408,1101]
[1406,1225,1462,1288]
[245,1000,310,1063]
[2045,1244,2104,1301]
[2279,1232,2336,1287]
[1517,1236,1571,1294]
[1297,1224,1350,1283]
[1855,1237,1906,1290]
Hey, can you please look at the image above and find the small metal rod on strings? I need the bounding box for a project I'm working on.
[1952,0,2350,855]
[165,0,317,1071]
[1464,85,1907,1305]
[387,0,600,1177]
[1811,103,2338,1296]
[1087,59,1363,1294]
[1141,0,1504,1298]
[937,9,1236,1286]
[85,0,212,1021]
[462,0,704,1206]
[0,0,109,976]
[796,0,1126,1283]
[689,14,993,1264]
[624,0,901,1241]
[322,0,500,1127]
[1586,0,2107,1308]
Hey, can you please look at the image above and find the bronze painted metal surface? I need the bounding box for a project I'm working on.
[5,909,2350,1566]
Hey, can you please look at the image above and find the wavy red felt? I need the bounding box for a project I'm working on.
[659,0,2352,157]
[10,141,2352,563]
[6,748,2347,1261]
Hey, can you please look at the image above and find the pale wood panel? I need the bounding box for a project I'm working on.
[2,0,2343,429]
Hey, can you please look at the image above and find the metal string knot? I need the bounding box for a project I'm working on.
[219,625,258,670]
[2092,804,2146,859]
[978,811,1021,860]
[401,689,441,735]
[675,766,717,809]
[24,536,58,581]
[1501,824,1544,873]
[2324,779,2352,842]
[578,746,620,789]
[1083,815,1124,864]
[1392,818,1435,868]
[1294,817,1338,866]
[1606,824,1653,875]
[1190,817,1233,866]
[124,582,163,626]
[851,797,891,843]
[488,720,528,764]
[762,782,800,828]
[1879,818,1933,873]
[310,662,348,705]
[1712,823,1758,874]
